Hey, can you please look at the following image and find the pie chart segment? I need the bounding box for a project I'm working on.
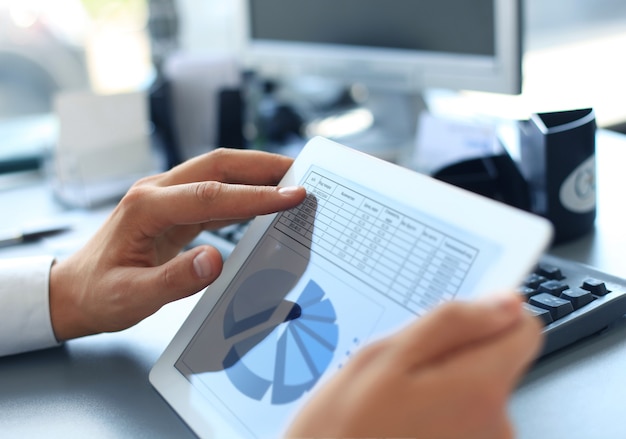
[224,349,273,400]
[301,298,336,321]
[298,278,325,306]
[239,329,277,381]
[291,318,337,375]
[223,268,297,339]
[224,272,338,405]
[282,326,316,386]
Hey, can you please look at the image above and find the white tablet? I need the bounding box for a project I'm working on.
[150,136,553,439]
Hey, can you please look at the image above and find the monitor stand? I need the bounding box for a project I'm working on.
[299,83,427,165]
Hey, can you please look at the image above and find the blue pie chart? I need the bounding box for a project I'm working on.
[223,270,338,405]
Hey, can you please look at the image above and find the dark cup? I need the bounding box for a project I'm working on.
[519,108,596,244]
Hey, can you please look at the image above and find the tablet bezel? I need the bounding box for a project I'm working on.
[150,136,553,438]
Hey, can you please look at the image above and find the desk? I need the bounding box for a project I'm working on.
[1,130,626,438]
[511,129,626,439]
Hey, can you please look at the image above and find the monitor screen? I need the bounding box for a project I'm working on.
[241,0,522,95]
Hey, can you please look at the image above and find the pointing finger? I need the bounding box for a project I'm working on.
[392,295,524,368]
[154,148,295,187]
[126,182,306,237]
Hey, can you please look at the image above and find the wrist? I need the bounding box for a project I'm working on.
[49,258,92,341]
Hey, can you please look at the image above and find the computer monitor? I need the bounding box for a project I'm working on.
[239,0,522,160]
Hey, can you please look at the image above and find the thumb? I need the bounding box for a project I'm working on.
[394,294,524,367]
[139,246,224,305]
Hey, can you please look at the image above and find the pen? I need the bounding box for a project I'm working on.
[0,223,72,248]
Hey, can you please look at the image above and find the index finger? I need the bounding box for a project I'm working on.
[132,181,307,236]
[157,148,295,187]
[390,295,525,369]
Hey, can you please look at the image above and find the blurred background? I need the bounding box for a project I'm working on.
[1,0,626,174]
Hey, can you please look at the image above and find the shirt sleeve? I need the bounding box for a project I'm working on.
[0,256,61,357]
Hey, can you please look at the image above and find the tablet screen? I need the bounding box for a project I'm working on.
[173,165,501,438]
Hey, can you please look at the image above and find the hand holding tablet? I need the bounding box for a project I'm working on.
[150,137,553,438]
[286,294,542,439]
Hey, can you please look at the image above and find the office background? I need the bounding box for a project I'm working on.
[2,1,626,438]
[2,0,626,130]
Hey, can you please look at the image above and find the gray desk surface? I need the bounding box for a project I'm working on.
[512,129,626,439]
[2,130,626,438]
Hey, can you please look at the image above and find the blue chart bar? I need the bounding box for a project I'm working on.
[225,275,338,405]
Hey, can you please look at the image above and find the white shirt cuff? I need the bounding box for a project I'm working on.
[0,255,61,356]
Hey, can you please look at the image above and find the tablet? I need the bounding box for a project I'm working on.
[150,136,553,439]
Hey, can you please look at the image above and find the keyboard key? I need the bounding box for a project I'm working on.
[581,278,610,296]
[536,263,564,280]
[537,280,569,296]
[523,302,553,326]
[560,288,595,310]
[231,224,249,242]
[525,273,548,289]
[518,286,538,300]
[213,223,243,240]
[529,293,574,320]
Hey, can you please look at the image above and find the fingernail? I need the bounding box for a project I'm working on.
[278,186,303,196]
[193,251,213,279]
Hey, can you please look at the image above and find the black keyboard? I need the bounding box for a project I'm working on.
[521,254,626,357]
[193,226,626,358]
